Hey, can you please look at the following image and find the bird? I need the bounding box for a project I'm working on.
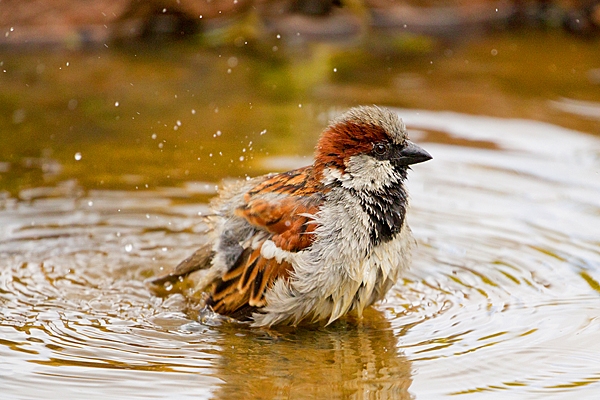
[149,106,432,327]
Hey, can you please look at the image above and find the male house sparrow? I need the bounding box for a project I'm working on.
[150,106,431,327]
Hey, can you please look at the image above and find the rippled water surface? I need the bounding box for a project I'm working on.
[1,32,600,399]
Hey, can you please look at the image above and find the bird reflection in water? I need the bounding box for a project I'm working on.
[204,308,412,399]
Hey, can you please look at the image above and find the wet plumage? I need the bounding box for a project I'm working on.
[149,106,432,327]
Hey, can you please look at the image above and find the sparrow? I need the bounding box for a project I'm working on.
[149,106,432,327]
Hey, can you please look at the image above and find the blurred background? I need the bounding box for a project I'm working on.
[1,1,600,399]
[1,0,599,193]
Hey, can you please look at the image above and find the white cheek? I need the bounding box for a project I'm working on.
[342,154,401,191]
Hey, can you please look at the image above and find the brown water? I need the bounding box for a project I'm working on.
[1,31,600,399]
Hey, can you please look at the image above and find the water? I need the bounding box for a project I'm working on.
[397,111,600,398]
[1,32,600,399]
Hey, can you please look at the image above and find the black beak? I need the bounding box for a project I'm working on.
[397,140,432,166]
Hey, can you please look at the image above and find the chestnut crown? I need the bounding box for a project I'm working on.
[314,106,431,173]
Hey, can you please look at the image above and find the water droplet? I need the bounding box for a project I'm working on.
[125,244,133,252]
[151,133,157,139]
[227,57,238,68]
[87,201,93,207]
[115,101,119,107]
[12,109,26,124]
[239,156,245,161]
[74,152,82,161]
[491,49,498,56]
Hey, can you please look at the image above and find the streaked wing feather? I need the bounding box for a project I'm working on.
[249,260,292,307]
[208,167,325,318]
[238,250,263,292]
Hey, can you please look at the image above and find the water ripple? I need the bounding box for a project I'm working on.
[2,111,600,399]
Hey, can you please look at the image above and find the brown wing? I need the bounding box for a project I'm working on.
[207,167,326,319]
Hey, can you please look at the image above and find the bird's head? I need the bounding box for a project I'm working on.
[314,106,432,191]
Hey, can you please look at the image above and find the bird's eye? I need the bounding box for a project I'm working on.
[373,143,388,156]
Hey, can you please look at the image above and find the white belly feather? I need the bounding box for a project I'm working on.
[253,187,413,327]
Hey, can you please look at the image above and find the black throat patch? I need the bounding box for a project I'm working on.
[355,182,408,246]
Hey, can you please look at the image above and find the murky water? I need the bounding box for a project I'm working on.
[1,31,600,399]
